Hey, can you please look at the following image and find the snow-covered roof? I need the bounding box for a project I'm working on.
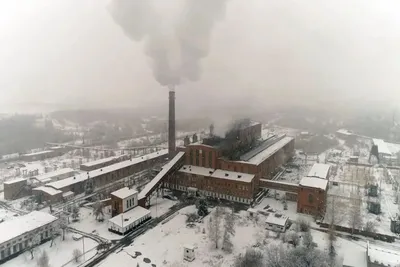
[299,177,328,190]
[23,150,53,157]
[0,211,58,245]
[139,152,185,199]
[343,248,367,267]
[34,168,76,182]
[372,139,392,156]
[108,206,151,228]
[184,244,195,250]
[80,155,122,167]
[336,129,353,136]
[4,178,27,185]
[211,169,254,183]
[265,214,288,227]
[367,242,400,266]
[111,187,137,199]
[307,163,330,179]
[248,136,294,165]
[179,165,215,177]
[47,149,168,190]
[33,186,62,196]
[179,165,254,183]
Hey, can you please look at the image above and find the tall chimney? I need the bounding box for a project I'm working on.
[168,87,176,158]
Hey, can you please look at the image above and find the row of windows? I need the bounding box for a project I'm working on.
[0,229,52,260]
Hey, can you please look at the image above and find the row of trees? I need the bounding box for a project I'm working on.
[208,206,236,253]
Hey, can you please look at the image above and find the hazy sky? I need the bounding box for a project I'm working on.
[1,0,400,113]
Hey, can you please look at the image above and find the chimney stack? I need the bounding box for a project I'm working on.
[168,88,176,158]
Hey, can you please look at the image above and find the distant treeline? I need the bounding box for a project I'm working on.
[0,115,72,155]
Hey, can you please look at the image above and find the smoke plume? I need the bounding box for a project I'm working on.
[108,0,227,87]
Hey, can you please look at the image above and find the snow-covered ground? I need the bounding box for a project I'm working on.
[70,196,177,241]
[94,203,374,267]
[2,233,98,267]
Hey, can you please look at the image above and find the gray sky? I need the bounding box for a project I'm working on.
[0,0,400,113]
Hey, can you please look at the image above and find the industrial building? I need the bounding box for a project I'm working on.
[3,178,29,200]
[162,120,295,204]
[0,211,58,263]
[43,149,168,196]
[297,177,328,216]
[80,155,129,172]
[30,168,77,185]
[108,187,151,235]
[20,146,68,162]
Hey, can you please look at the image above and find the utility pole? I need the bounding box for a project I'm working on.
[82,237,85,261]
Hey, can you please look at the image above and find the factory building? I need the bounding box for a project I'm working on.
[164,120,295,204]
[3,179,30,200]
[44,149,168,196]
[0,211,58,263]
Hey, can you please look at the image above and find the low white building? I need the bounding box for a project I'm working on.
[108,206,151,235]
[0,211,58,263]
[183,245,195,262]
[367,241,400,267]
[265,214,289,233]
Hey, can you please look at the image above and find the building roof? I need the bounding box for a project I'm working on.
[80,155,122,167]
[211,169,254,183]
[247,136,294,165]
[47,149,168,190]
[4,178,27,185]
[34,168,76,182]
[265,214,288,227]
[111,187,137,199]
[178,165,254,183]
[299,177,328,190]
[33,186,62,196]
[336,129,353,136]
[240,135,281,161]
[367,242,400,266]
[179,165,215,177]
[108,206,151,228]
[0,211,58,244]
[372,138,392,156]
[23,150,53,157]
[307,163,330,179]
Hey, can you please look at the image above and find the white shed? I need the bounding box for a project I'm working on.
[265,214,289,233]
[183,244,195,262]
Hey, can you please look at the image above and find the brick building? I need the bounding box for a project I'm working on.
[297,177,328,216]
[3,179,29,200]
[111,187,138,217]
[164,121,295,204]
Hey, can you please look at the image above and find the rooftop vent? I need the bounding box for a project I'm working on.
[100,169,102,171]
[225,173,229,177]
[141,157,144,159]
[275,214,282,218]
[209,171,213,174]
[124,218,129,222]
[73,177,76,180]
[238,175,242,178]
[183,167,187,170]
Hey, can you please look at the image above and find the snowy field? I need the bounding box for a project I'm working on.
[2,233,98,267]
[95,203,372,267]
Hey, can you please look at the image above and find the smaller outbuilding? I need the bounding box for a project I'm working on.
[108,206,151,235]
[265,213,289,233]
[183,245,196,262]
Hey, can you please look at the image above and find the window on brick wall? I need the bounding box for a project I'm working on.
[308,194,314,204]
[209,152,212,167]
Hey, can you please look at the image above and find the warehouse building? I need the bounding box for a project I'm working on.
[45,149,168,195]
[0,211,58,263]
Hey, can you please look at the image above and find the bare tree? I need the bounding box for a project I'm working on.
[302,230,314,249]
[365,220,376,233]
[72,249,82,263]
[37,250,49,267]
[93,200,104,221]
[208,206,223,249]
[348,193,362,235]
[28,232,41,259]
[234,249,264,267]
[71,205,80,222]
[264,244,289,267]
[222,209,235,253]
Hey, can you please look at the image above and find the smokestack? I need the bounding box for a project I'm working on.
[168,88,176,158]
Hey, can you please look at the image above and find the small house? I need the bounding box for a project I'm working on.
[265,214,289,233]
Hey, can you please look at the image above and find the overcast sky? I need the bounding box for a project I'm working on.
[0,0,400,113]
